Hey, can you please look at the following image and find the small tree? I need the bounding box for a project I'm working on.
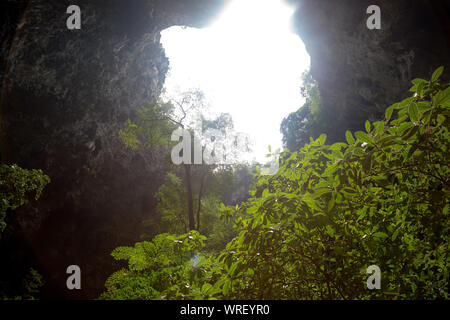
[120,90,250,233]
[0,163,50,299]
[0,164,50,238]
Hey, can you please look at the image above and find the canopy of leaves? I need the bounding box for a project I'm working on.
[99,231,220,300]
[101,68,449,300]
[216,70,449,299]
[281,71,327,151]
[0,164,49,299]
[0,164,50,237]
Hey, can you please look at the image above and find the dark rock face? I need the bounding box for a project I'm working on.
[0,0,227,299]
[288,0,450,140]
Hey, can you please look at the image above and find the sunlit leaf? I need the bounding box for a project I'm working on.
[431,66,444,82]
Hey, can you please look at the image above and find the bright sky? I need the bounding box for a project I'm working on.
[160,0,310,163]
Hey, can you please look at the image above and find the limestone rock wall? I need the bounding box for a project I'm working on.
[288,0,450,139]
[0,0,227,299]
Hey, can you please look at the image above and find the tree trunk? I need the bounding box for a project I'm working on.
[183,164,195,231]
[196,172,207,231]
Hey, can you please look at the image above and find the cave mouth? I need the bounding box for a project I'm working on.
[160,0,310,163]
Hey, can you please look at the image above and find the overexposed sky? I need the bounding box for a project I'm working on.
[160,0,310,163]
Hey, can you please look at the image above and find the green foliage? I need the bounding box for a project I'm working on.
[0,267,44,300]
[281,70,327,151]
[20,268,44,300]
[213,69,449,299]
[141,168,241,247]
[102,68,449,300]
[145,172,188,236]
[119,99,176,152]
[0,164,50,237]
[100,231,222,300]
[0,164,49,299]
[121,90,251,238]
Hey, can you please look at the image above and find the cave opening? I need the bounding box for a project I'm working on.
[160,0,310,163]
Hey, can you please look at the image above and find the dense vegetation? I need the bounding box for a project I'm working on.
[280,71,324,151]
[99,68,449,300]
[0,66,447,300]
[0,164,50,299]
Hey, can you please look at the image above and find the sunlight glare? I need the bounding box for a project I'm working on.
[161,0,310,163]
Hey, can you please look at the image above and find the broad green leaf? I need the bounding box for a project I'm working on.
[318,133,327,145]
[431,66,444,82]
[330,142,347,150]
[327,194,336,212]
[385,105,394,121]
[417,101,431,111]
[229,262,239,276]
[416,82,426,97]
[324,163,339,176]
[342,187,356,194]
[411,78,427,86]
[402,126,419,141]
[365,120,371,133]
[355,131,372,144]
[302,195,321,211]
[392,228,400,241]
[223,280,231,295]
[373,232,388,240]
[436,87,450,105]
[399,97,416,108]
[373,121,384,135]
[408,103,419,121]
[202,283,212,294]
[397,122,414,135]
[345,131,355,145]
[437,114,445,125]
[247,206,258,214]
[353,147,365,156]
[326,225,335,237]
[312,188,332,199]
[332,150,344,159]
